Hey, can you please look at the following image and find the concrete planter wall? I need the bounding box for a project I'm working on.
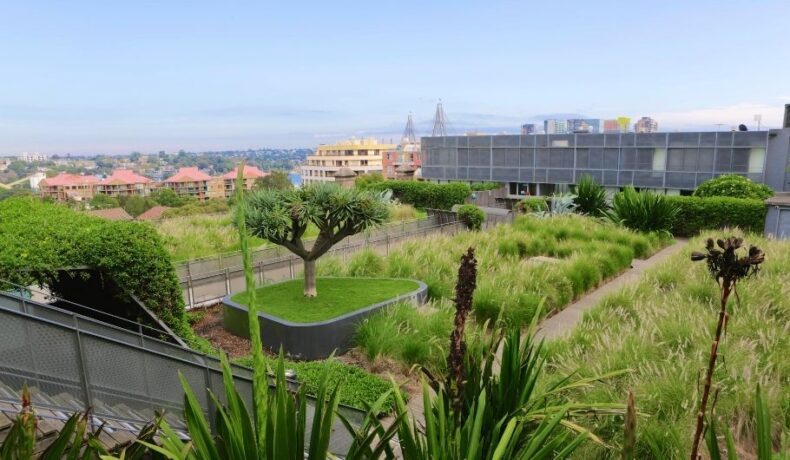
[222,278,428,360]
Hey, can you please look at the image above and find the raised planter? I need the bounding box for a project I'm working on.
[222,278,427,360]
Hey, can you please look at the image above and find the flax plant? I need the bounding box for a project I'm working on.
[689,237,764,460]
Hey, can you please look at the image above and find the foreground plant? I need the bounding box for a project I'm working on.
[689,237,764,460]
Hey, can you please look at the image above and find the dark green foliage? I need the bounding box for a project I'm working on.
[89,193,120,210]
[607,186,679,234]
[694,174,773,200]
[572,175,608,217]
[469,181,502,191]
[0,197,192,338]
[360,180,470,210]
[516,197,549,213]
[118,194,157,217]
[0,188,32,202]
[150,187,194,207]
[354,172,385,188]
[457,204,485,230]
[665,195,767,236]
[254,170,294,190]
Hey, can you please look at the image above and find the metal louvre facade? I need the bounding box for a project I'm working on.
[421,130,790,192]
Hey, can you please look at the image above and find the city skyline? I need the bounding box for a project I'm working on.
[2,0,789,155]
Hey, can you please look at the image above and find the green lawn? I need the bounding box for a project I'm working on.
[231,277,420,323]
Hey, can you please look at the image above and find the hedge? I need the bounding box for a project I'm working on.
[664,195,766,237]
[457,204,485,230]
[0,197,192,339]
[361,180,470,210]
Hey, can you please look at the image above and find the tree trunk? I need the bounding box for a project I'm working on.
[303,259,317,297]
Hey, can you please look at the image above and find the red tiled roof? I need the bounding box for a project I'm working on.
[40,172,100,187]
[136,205,170,220]
[87,207,134,221]
[163,167,211,183]
[100,169,151,185]
[222,165,268,180]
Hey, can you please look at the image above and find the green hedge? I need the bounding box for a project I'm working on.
[664,196,766,236]
[362,180,470,210]
[457,204,484,230]
[0,197,192,339]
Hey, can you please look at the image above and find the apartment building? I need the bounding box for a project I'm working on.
[221,165,268,197]
[634,117,659,133]
[301,138,395,185]
[38,172,99,201]
[96,169,153,197]
[162,167,212,201]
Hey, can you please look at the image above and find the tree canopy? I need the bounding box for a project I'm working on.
[242,183,390,296]
[254,170,293,190]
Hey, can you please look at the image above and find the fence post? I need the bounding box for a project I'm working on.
[218,253,223,271]
[289,258,294,279]
[258,261,264,286]
[203,366,217,430]
[386,234,390,256]
[187,275,195,310]
[138,323,145,347]
[73,322,95,422]
[224,268,231,295]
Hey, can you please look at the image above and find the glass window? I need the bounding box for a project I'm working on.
[715,148,732,171]
[604,149,619,169]
[748,148,766,173]
[536,149,550,167]
[698,149,714,171]
[620,148,636,169]
[575,148,589,169]
[636,149,654,170]
[731,149,750,172]
[589,148,604,169]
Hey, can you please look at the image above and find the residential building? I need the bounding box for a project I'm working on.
[221,165,268,197]
[301,138,395,185]
[96,169,153,197]
[520,124,537,135]
[162,167,212,201]
[634,117,659,133]
[568,119,601,134]
[602,119,620,133]
[29,172,47,190]
[38,172,99,201]
[420,118,790,199]
[543,119,568,135]
[19,152,46,163]
[383,115,421,179]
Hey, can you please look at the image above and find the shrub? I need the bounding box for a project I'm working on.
[150,187,194,207]
[360,180,470,210]
[607,186,678,234]
[0,197,191,338]
[516,196,549,213]
[693,174,773,200]
[573,174,608,216]
[456,204,484,230]
[354,171,385,188]
[665,195,767,236]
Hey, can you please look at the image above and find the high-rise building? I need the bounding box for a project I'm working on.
[301,138,395,185]
[544,119,568,134]
[603,118,631,133]
[568,119,601,133]
[617,117,631,133]
[634,117,659,133]
[520,123,537,135]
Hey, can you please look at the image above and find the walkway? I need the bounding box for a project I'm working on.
[535,238,688,341]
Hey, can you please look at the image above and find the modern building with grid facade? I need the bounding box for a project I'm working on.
[420,127,790,198]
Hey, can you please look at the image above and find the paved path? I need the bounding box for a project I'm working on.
[534,239,688,341]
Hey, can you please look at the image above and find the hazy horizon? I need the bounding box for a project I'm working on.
[2,0,789,155]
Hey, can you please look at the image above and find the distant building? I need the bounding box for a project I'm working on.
[96,169,153,197]
[520,124,537,135]
[602,118,631,133]
[221,165,268,197]
[617,117,631,133]
[19,152,46,163]
[567,119,601,134]
[301,138,395,185]
[383,115,421,179]
[39,172,99,202]
[634,117,659,133]
[29,172,47,190]
[162,167,212,201]
[544,119,568,135]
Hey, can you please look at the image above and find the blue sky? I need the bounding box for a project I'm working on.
[1,0,789,154]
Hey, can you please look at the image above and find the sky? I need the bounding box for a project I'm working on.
[1,0,789,155]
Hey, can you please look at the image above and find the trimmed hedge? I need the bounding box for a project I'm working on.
[0,197,191,338]
[457,204,484,230]
[361,180,470,210]
[693,174,773,200]
[664,195,766,236]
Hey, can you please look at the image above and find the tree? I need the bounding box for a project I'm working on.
[119,195,155,217]
[89,194,120,210]
[150,188,192,207]
[243,183,390,297]
[254,170,293,190]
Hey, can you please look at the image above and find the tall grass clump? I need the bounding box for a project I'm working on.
[607,186,679,235]
[542,231,789,458]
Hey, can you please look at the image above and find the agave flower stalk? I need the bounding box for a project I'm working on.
[689,237,764,460]
[447,247,477,417]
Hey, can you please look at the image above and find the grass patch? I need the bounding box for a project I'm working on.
[541,231,790,458]
[233,355,395,413]
[231,278,420,323]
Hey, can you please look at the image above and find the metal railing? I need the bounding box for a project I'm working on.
[180,216,467,308]
[0,292,363,453]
